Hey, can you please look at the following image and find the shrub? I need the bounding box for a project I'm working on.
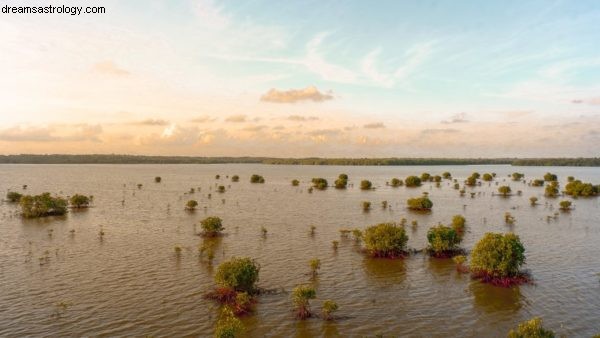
[507,317,555,338]
[543,173,558,182]
[338,173,348,180]
[218,185,226,193]
[465,175,477,186]
[427,225,462,257]
[6,191,23,202]
[362,201,371,211]
[498,186,512,197]
[433,175,442,183]
[291,179,299,186]
[512,173,524,181]
[470,232,526,284]
[482,173,493,181]
[404,176,422,187]
[559,200,572,210]
[390,178,403,187]
[186,200,198,210]
[406,196,433,211]
[309,258,321,277]
[201,216,224,236]
[292,285,316,319]
[545,183,559,197]
[311,178,328,190]
[214,307,245,338]
[363,223,408,258]
[360,180,372,190]
[564,180,598,197]
[451,215,466,235]
[154,176,162,183]
[421,173,431,181]
[442,172,452,179]
[215,257,260,293]
[322,300,338,320]
[250,174,265,183]
[335,174,348,189]
[453,255,468,273]
[471,172,481,179]
[529,197,538,206]
[19,193,68,218]
[69,194,91,208]
[532,179,544,187]
[231,175,239,182]
[453,183,460,190]
[332,240,339,250]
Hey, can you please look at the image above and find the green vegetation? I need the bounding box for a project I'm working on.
[218,185,226,193]
[334,174,348,189]
[200,216,225,237]
[291,179,299,186]
[564,180,599,197]
[498,186,512,197]
[309,258,321,277]
[311,178,328,190]
[453,255,468,273]
[442,172,452,179]
[363,223,408,258]
[470,232,527,286]
[250,174,265,183]
[292,285,316,319]
[19,193,68,218]
[405,176,422,187]
[427,225,463,257]
[559,200,572,210]
[360,180,373,190]
[322,300,339,321]
[433,175,442,182]
[465,175,477,186]
[530,197,538,206]
[512,172,525,181]
[390,178,403,187]
[69,194,91,208]
[545,182,559,197]
[532,179,544,187]
[543,172,558,182]
[231,175,239,182]
[6,191,23,202]
[332,240,339,250]
[154,176,161,183]
[451,215,466,236]
[406,196,433,211]
[214,307,245,338]
[186,200,198,210]
[362,201,371,211]
[507,317,555,338]
[421,173,431,181]
[215,257,260,293]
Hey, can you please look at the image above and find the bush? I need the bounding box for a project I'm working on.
[465,175,477,186]
[406,196,433,211]
[309,258,321,277]
[154,176,162,183]
[322,300,338,320]
[215,257,260,293]
[559,200,572,210]
[250,174,265,183]
[470,233,526,282]
[451,215,466,235]
[564,180,599,197]
[427,225,462,257]
[201,216,224,236]
[69,194,91,208]
[218,185,226,193]
[498,186,512,196]
[335,174,348,189]
[545,183,559,197]
[405,176,422,187]
[292,285,316,319]
[390,178,403,187]
[482,173,493,181]
[186,200,198,210]
[311,178,328,190]
[442,172,451,179]
[512,173,524,181]
[529,197,538,206]
[362,201,371,211]
[421,173,431,181]
[19,193,68,218]
[214,307,245,338]
[360,180,372,190]
[291,179,299,186]
[231,175,239,182]
[507,317,555,338]
[532,179,544,187]
[363,223,408,258]
[543,173,557,182]
[6,191,22,202]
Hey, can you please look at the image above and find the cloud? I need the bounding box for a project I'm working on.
[420,128,460,135]
[306,128,341,136]
[261,86,333,103]
[241,125,267,132]
[140,124,200,146]
[190,115,217,123]
[92,60,130,76]
[363,122,385,129]
[0,126,57,142]
[0,124,103,142]
[441,113,469,124]
[130,119,170,126]
[571,97,600,106]
[225,114,247,123]
[287,115,319,121]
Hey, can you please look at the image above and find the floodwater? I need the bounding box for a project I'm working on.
[0,164,599,337]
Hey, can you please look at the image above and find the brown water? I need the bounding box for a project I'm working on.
[0,164,599,337]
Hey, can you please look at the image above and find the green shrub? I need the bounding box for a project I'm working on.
[218,185,226,193]
[250,174,265,183]
[406,196,433,210]
[545,183,559,197]
[470,233,525,279]
[559,200,572,210]
[529,197,538,206]
[6,191,22,202]
[214,307,245,338]
[451,215,466,235]
[427,225,462,256]
[471,172,481,179]
[442,172,452,179]
[363,223,408,257]
[292,284,316,319]
[215,257,260,293]
[421,173,431,181]
[564,180,598,197]
[482,173,493,181]
[19,193,68,218]
[507,317,555,338]
[362,201,371,211]
[404,176,422,187]
[154,176,162,183]
[231,175,239,182]
[322,300,338,320]
[532,179,544,187]
[201,216,224,236]
[69,194,91,208]
[291,179,299,186]
[498,186,512,196]
[543,173,557,182]
[360,180,372,190]
[465,175,477,186]
[311,178,328,190]
[309,258,321,277]
[186,200,198,210]
[512,173,524,181]
[390,178,403,187]
[335,174,348,189]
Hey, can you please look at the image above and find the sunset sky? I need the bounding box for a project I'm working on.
[1,0,600,157]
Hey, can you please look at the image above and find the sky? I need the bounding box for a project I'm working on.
[1,0,600,157]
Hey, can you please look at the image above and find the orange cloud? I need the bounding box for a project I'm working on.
[92,61,130,76]
[260,86,333,103]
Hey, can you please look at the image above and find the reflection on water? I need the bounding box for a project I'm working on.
[0,164,599,336]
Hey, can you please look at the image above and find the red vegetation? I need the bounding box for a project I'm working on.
[471,271,532,287]
[204,287,237,303]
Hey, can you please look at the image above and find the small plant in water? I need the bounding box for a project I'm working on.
[504,212,516,225]
[363,223,408,258]
[381,200,388,209]
[362,201,371,211]
[291,179,300,186]
[231,175,239,182]
[174,245,182,256]
[186,200,198,211]
[260,226,268,237]
[6,191,23,202]
[453,255,468,273]
[69,194,91,208]
[507,317,555,338]
[470,232,529,287]
[530,196,538,206]
[321,300,339,321]
[406,196,433,211]
[498,185,512,197]
[310,225,316,235]
[218,185,226,193]
[200,216,224,237]
[559,200,572,211]
[154,176,161,183]
[292,284,316,319]
[332,240,339,250]
[214,307,245,338]
[360,180,373,190]
[250,174,265,183]
[309,258,321,277]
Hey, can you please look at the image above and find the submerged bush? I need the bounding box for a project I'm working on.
[311,178,328,190]
[292,285,316,319]
[309,258,321,277]
[427,225,462,257]
[362,201,371,211]
[532,179,544,187]
[363,223,408,258]
[186,200,198,210]
[498,186,512,197]
[507,317,555,338]
[442,172,452,179]
[512,173,524,181]
[214,307,245,338]
[215,257,260,293]
[482,173,493,181]
[470,232,527,286]
[291,179,300,186]
[543,173,558,182]
[406,196,433,211]
[250,174,265,183]
[231,175,240,182]
[154,176,162,183]
[405,176,422,187]
[421,173,431,181]
[69,194,91,208]
[564,180,599,197]
[19,193,68,218]
[529,197,538,206]
[218,185,226,193]
[390,178,403,187]
[559,200,572,210]
[201,216,224,236]
[360,180,372,190]
[451,215,466,235]
[545,182,559,197]
[334,174,348,189]
[6,191,23,202]
[322,300,339,320]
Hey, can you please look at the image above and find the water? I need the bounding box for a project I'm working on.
[0,164,599,337]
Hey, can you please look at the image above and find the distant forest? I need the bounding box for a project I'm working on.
[0,154,599,166]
